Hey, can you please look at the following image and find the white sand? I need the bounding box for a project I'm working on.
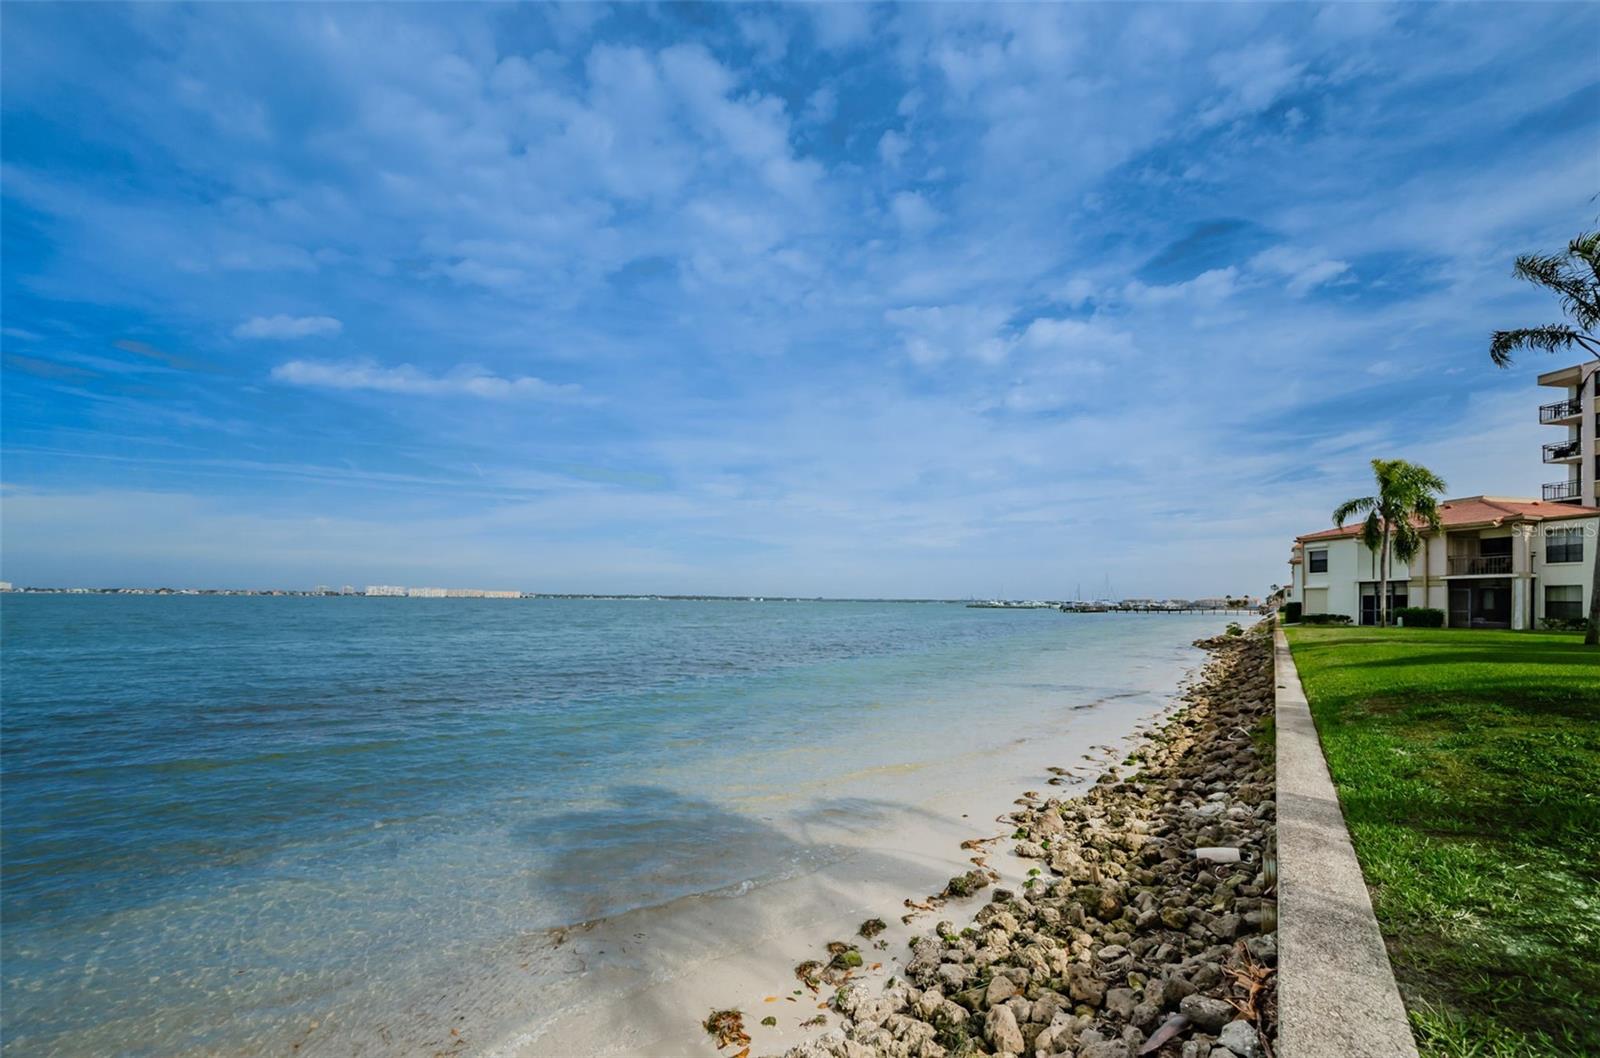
[484,680,1193,1058]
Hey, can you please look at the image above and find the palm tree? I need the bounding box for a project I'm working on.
[1333,459,1448,627]
[1489,231,1599,366]
[1489,229,1600,645]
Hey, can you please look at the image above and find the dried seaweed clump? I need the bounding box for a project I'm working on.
[703,1009,750,1050]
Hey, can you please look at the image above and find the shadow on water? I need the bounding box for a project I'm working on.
[488,784,996,1058]
[513,783,938,929]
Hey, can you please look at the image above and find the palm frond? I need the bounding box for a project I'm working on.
[1490,324,1596,367]
[1359,511,1384,556]
[1412,493,1444,532]
[1391,520,1424,562]
[1333,496,1376,527]
[1512,252,1592,310]
[1494,232,1600,368]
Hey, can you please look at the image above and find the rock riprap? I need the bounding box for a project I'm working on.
[756,626,1277,1058]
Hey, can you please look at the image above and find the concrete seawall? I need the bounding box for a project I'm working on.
[1274,627,1418,1058]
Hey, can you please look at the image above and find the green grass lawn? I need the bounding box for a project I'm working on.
[1284,626,1600,1058]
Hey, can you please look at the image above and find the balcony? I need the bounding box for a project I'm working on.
[1543,438,1582,463]
[1447,554,1512,576]
[1544,480,1583,503]
[1540,398,1584,423]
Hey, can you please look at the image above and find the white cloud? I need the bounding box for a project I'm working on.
[885,304,1012,365]
[271,359,584,401]
[1123,268,1242,308]
[1056,277,1098,308]
[735,14,789,65]
[1201,39,1305,125]
[1015,317,1136,361]
[878,129,910,168]
[890,191,942,235]
[1250,247,1351,297]
[802,85,837,125]
[810,4,873,51]
[233,314,343,340]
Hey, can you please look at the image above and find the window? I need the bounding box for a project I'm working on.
[1546,526,1585,564]
[1308,549,1328,573]
[1546,584,1584,621]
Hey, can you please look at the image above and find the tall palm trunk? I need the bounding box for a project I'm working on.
[1378,519,1391,627]
[1587,539,1599,645]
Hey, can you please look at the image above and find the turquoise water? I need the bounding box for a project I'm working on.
[0,596,1225,1056]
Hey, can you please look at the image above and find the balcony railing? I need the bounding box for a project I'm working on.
[1540,398,1584,422]
[1543,438,1582,462]
[1544,480,1583,502]
[1447,554,1512,576]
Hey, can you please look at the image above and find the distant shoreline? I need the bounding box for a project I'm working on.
[0,589,1261,611]
[0,587,968,601]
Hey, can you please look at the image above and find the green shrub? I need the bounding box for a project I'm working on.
[1282,601,1302,623]
[1540,616,1590,633]
[1225,621,1244,637]
[1392,607,1444,628]
[1300,612,1352,625]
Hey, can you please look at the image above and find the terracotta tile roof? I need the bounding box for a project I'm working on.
[1294,496,1600,543]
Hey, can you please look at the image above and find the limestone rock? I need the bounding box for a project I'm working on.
[984,974,1018,1007]
[1218,1019,1262,1058]
[985,1003,1025,1055]
[1179,993,1234,1032]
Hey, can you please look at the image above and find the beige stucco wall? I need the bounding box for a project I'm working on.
[1298,536,1412,621]
[1294,515,1598,628]
[1532,516,1597,624]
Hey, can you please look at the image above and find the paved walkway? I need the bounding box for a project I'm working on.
[1274,627,1418,1058]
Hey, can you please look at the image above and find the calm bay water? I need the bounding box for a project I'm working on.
[1,596,1226,1056]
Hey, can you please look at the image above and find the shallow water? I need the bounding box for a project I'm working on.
[0,596,1228,1056]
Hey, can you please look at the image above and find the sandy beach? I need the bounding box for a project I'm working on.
[492,624,1277,1058]
[483,648,1227,1058]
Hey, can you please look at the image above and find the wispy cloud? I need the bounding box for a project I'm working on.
[233,315,343,340]
[270,359,585,402]
[1250,247,1351,297]
[1,2,1596,594]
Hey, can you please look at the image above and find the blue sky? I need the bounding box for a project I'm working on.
[2,2,1597,597]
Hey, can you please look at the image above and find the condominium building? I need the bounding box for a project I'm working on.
[365,585,407,597]
[407,586,447,598]
[1287,496,1598,629]
[1537,360,1600,506]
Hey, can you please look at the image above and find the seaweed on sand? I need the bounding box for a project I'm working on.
[703,1009,750,1050]
[794,960,824,992]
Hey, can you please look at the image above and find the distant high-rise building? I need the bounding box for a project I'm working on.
[365,585,406,597]
[1536,360,1599,506]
